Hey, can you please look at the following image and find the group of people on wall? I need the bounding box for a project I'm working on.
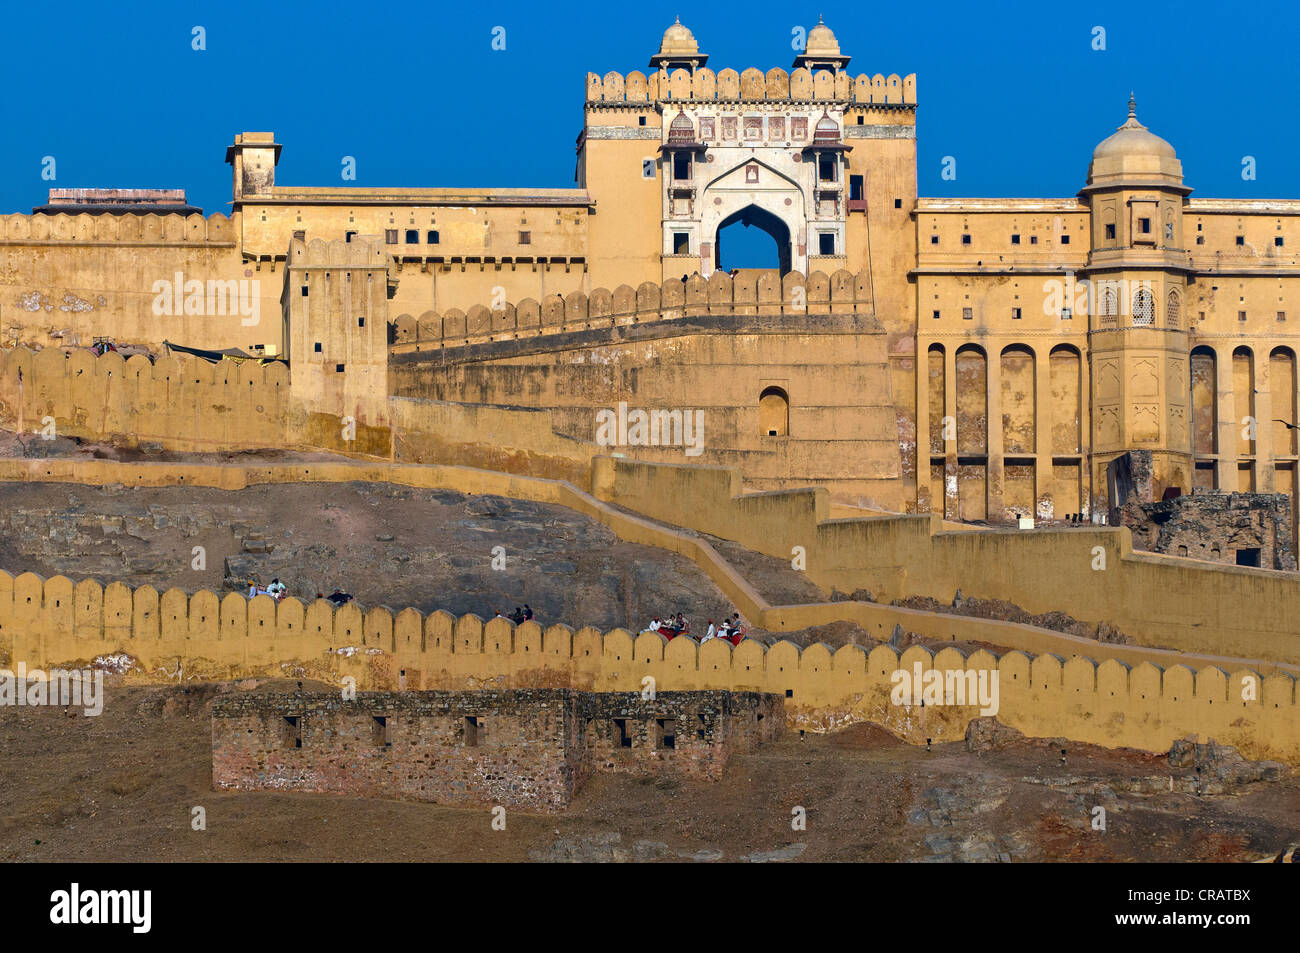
[237,588,748,644]
[246,579,354,607]
[645,612,747,645]
[494,606,535,624]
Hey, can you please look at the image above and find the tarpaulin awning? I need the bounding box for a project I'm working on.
[162,341,286,365]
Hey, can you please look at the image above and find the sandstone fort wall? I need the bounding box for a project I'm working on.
[594,457,1300,666]
[388,269,876,354]
[0,212,287,353]
[2,455,1298,679]
[2,567,1295,765]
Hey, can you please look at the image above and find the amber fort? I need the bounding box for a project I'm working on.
[3,18,1300,783]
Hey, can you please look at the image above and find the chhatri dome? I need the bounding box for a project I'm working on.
[649,17,707,70]
[805,16,841,57]
[1083,94,1187,193]
[793,15,851,71]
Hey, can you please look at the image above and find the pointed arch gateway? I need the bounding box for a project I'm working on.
[715,204,792,275]
[699,156,803,277]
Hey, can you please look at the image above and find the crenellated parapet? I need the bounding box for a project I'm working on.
[4,567,1298,762]
[0,345,291,451]
[0,212,235,245]
[585,68,916,105]
[389,269,875,353]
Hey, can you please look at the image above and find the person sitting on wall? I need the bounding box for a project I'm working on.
[647,615,662,633]
[671,613,687,634]
[267,578,287,600]
[508,607,526,625]
[523,605,533,621]
[701,620,716,643]
[327,588,353,607]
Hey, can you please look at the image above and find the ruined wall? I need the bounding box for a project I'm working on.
[212,689,583,812]
[211,689,780,812]
[1119,491,1295,570]
[583,690,781,781]
[1109,449,1296,570]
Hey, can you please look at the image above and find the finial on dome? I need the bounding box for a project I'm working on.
[1128,92,1136,118]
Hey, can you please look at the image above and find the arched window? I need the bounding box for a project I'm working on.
[1166,290,1180,328]
[759,386,789,437]
[1133,288,1155,326]
[1099,283,1117,324]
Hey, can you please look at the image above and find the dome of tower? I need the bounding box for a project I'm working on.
[1084,95,1185,192]
[792,15,851,71]
[805,16,841,56]
[657,17,699,58]
[649,17,707,69]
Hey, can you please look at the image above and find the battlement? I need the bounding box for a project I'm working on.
[389,269,874,353]
[585,68,916,106]
[4,567,1298,764]
[0,211,235,245]
[0,346,290,452]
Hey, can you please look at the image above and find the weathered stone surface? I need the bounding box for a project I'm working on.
[965,717,1025,752]
[1168,738,1286,792]
[1109,450,1295,570]
[741,843,807,862]
[213,689,783,813]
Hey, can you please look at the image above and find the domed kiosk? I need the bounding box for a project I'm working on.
[793,15,851,71]
[649,17,707,70]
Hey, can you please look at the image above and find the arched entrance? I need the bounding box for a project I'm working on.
[714,204,792,275]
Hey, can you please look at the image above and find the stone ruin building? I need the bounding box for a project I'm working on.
[212,689,783,813]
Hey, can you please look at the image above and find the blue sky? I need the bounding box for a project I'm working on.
[4,0,1295,236]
